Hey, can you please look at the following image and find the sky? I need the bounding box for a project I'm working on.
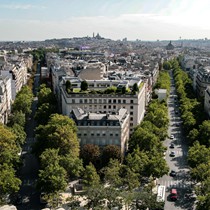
[0,0,210,41]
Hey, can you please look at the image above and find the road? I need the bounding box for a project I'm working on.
[157,70,196,210]
[16,63,43,210]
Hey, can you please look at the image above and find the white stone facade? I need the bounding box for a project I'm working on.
[0,76,12,124]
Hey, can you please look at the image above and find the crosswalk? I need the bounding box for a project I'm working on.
[157,180,192,189]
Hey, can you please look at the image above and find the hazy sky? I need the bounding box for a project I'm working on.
[0,0,210,41]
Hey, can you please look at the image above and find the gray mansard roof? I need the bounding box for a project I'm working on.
[71,108,128,126]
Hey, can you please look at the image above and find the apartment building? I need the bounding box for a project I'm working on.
[71,108,130,153]
[60,77,146,133]
[196,66,210,97]
[204,86,210,118]
[0,76,12,124]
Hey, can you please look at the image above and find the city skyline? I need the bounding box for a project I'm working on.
[0,0,210,41]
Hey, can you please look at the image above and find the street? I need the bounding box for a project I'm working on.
[17,63,43,210]
[157,70,196,210]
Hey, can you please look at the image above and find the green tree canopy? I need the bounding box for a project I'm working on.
[83,163,100,187]
[38,163,67,194]
[103,159,122,187]
[0,163,21,203]
[12,86,33,116]
[35,114,79,157]
[80,80,88,91]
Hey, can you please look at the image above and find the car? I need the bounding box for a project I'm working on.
[169,143,175,148]
[170,188,178,201]
[170,151,175,157]
[170,170,177,177]
[175,110,179,114]
[170,135,174,139]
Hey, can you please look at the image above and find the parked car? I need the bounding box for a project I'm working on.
[170,135,174,139]
[170,170,177,177]
[169,143,175,148]
[170,189,178,201]
[170,151,175,157]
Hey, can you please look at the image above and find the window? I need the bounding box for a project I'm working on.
[130,100,134,103]
[113,105,116,109]
[89,99,92,103]
[115,133,119,136]
[130,123,133,126]
[84,99,87,103]
[79,99,83,103]
[130,106,133,109]
[130,117,133,121]
[118,99,121,103]
[102,133,106,136]
[78,133,81,137]
[84,133,87,136]
[108,105,111,109]
[109,99,112,103]
[123,99,126,103]
[104,105,107,109]
[103,99,106,103]
[113,99,116,103]
[97,133,100,136]
[130,111,133,115]
[110,133,113,136]
[72,99,75,103]
[99,99,102,103]
[91,133,94,136]
[94,99,97,103]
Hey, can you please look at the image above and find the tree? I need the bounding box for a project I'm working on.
[60,154,84,178]
[163,61,172,70]
[122,86,126,94]
[147,151,169,178]
[35,114,79,157]
[83,163,100,187]
[198,120,210,146]
[187,128,199,145]
[0,124,19,166]
[80,144,100,167]
[39,148,61,168]
[123,167,140,191]
[35,103,56,125]
[37,84,56,107]
[84,185,105,209]
[65,80,72,93]
[104,187,123,209]
[8,111,25,127]
[125,147,149,177]
[38,163,67,194]
[12,86,33,116]
[0,163,21,204]
[129,126,160,152]
[187,141,210,168]
[10,123,26,146]
[135,191,165,210]
[103,159,122,187]
[80,80,88,91]
[101,145,122,167]
[132,83,139,93]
